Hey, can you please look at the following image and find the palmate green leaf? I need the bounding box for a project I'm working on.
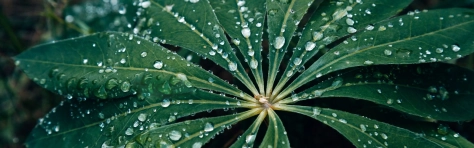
[265,0,316,96]
[129,108,261,148]
[25,88,252,147]
[281,63,474,121]
[277,8,474,100]
[278,105,443,147]
[272,0,412,97]
[230,110,267,148]
[209,0,266,94]
[14,32,255,102]
[259,109,290,148]
[137,0,258,95]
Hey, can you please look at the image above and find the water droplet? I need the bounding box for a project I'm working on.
[141,1,151,8]
[305,42,316,51]
[248,50,255,56]
[363,60,374,65]
[94,86,107,99]
[141,52,147,57]
[232,38,240,45]
[192,142,202,148]
[360,124,367,132]
[162,99,171,107]
[452,45,460,52]
[138,113,147,122]
[386,99,393,105]
[120,81,131,92]
[274,36,285,49]
[209,50,216,55]
[106,78,119,90]
[228,62,237,71]
[381,133,388,139]
[246,134,256,144]
[435,48,444,53]
[384,50,392,56]
[118,5,126,14]
[250,59,258,69]
[437,124,449,135]
[241,27,251,38]
[366,25,375,31]
[346,18,354,26]
[168,130,182,141]
[293,58,302,66]
[204,122,214,132]
[347,27,357,33]
[312,107,321,116]
[153,61,164,69]
[125,127,134,135]
[313,32,323,41]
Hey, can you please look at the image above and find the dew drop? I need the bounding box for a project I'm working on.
[312,107,321,116]
[360,124,367,132]
[138,113,147,122]
[346,18,354,26]
[154,60,164,69]
[293,58,302,66]
[246,134,256,144]
[141,52,147,57]
[313,32,323,41]
[168,130,182,141]
[120,81,131,92]
[250,59,258,69]
[118,5,126,14]
[274,36,285,49]
[192,142,202,148]
[204,122,214,132]
[241,27,251,38]
[384,49,392,56]
[162,99,171,107]
[363,60,374,65]
[347,27,357,33]
[232,38,240,45]
[125,128,134,135]
[452,45,460,52]
[435,48,444,53]
[228,62,237,71]
[305,42,316,51]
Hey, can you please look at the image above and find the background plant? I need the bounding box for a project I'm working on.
[6,0,474,147]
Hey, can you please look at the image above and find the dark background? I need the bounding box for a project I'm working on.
[1,0,474,147]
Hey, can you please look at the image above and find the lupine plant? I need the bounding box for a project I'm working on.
[15,0,474,147]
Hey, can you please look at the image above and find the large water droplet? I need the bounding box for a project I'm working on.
[452,45,460,52]
[241,27,251,38]
[154,60,164,69]
[228,62,237,71]
[250,59,258,69]
[204,122,214,132]
[360,124,367,132]
[246,134,256,144]
[125,127,134,135]
[120,81,131,92]
[273,36,285,49]
[192,142,202,148]
[138,113,147,122]
[293,58,302,66]
[168,130,182,141]
[162,99,171,107]
[305,42,316,51]
[106,78,119,90]
[313,32,323,41]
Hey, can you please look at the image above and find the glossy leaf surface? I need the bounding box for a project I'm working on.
[25,89,249,147]
[282,63,474,121]
[279,8,474,99]
[138,0,258,95]
[273,0,412,97]
[15,32,252,101]
[279,105,442,147]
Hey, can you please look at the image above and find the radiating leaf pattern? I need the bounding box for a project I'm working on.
[25,88,252,147]
[137,0,259,95]
[128,108,261,148]
[14,0,474,147]
[209,0,267,94]
[265,0,315,97]
[272,0,412,98]
[278,8,474,100]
